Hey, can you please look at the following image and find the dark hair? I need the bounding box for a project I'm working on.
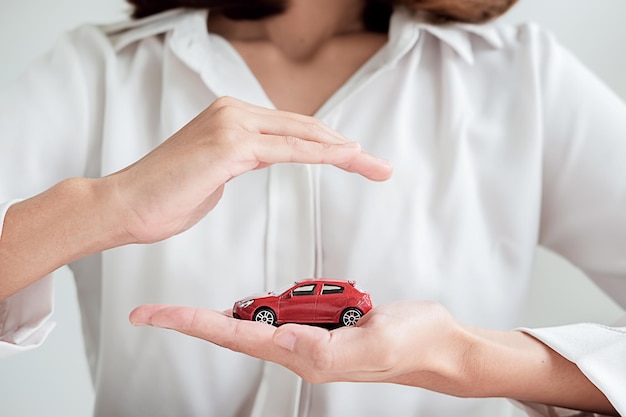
[127,0,518,32]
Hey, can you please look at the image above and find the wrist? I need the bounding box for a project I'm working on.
[0,177,132,300]
[31,177,134,257]
[388,304,480,397]
[454,326,616,414]
[454,326,561,399]
[451,326,521,398]
[74,176,137,248]
[421,321,487,398]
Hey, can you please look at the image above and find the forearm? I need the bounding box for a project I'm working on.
[457,326,617,415]
[0,177,130,300]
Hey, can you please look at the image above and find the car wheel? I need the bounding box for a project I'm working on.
[253,308,277,326]
[340,308,362,327]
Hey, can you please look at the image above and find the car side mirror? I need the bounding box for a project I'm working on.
[284,292,292,299]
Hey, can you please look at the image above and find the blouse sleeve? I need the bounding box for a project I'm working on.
[0,201,55,357]
[0,26,109,356]
[516,24,626,414]
[535,28,626,310]
[0,25,109,199]
[517,318,626,417]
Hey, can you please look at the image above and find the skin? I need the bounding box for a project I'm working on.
[0,98,392,299]
[0,0,616,414]
[129,302,616,414]
[207,0,387,115]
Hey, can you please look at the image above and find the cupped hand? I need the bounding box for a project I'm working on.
[129,301,619,415]
[106,97,393,244]
[129,301,467,392]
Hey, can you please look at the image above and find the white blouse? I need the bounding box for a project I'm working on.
[0,7,625,417]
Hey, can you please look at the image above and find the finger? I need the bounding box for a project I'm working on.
[208,99,393,181]
[233,100,353,144]
[248,134,393,181]
[335,150,393,182]
[130,304,281,360]
[250,135,362,165]
[129,304,171,325]
[136,306,234,319]
[254,114,351,145]
[242,111,394,181]
[211,98,350,146]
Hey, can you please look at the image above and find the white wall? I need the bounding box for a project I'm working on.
[499,0,626,328]
[0,1,624,416]
[0,2,128,416]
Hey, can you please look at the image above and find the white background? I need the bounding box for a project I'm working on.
[0,1,624,416]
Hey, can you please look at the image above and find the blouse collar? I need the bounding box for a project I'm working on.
[104,7,506,67]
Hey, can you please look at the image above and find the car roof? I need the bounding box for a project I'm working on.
[295,278,356,287]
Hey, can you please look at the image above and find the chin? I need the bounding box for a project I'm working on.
[219,0,289,20]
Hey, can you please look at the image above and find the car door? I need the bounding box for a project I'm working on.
[278,283,318,323]
[315,284,347,322]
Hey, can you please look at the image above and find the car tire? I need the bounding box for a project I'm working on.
[340,308,362,327]
[253,308,277,326]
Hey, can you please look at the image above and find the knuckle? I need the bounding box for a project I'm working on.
[211,98,243,123]
[223,319,255,354]
[319,141,333,152]
[282,135,301,147]
[304,122,334,147]
[231,319,244,344]
[212,95,239,109]
[304,120,326,136]
[214,104,239,122]
[187,308,201,333]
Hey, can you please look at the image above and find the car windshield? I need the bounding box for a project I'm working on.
[270,282,297,296]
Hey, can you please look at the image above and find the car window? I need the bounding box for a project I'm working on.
[321,284,344,295]
[292,284,316,296]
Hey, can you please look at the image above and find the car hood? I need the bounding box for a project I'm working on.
[236,292,275,303]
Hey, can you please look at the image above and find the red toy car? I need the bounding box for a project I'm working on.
[232,279,372,327]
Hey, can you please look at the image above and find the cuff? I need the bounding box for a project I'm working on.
[0,199,56,358]
[0,276,56,358]
[518,322,626,416]
[510,399,608,417]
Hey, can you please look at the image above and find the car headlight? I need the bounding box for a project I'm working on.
[238,299,254,309]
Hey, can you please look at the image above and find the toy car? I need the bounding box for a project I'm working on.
[232,279,372,327]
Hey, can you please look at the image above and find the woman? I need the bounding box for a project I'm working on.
[0,0,624,416]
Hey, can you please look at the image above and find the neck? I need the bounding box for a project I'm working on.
[208,0,367,61]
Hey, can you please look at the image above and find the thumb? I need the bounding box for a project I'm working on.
[273,323,332,353]
[273,324,372,371]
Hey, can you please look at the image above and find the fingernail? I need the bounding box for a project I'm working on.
[364,151,392,166]
[129,314,153,326]
[274,330,297,352]
[130,319,151,327]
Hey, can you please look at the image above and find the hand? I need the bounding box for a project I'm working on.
[128,301,466,389]
[105,96,393,244]
[129,301,617,415]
